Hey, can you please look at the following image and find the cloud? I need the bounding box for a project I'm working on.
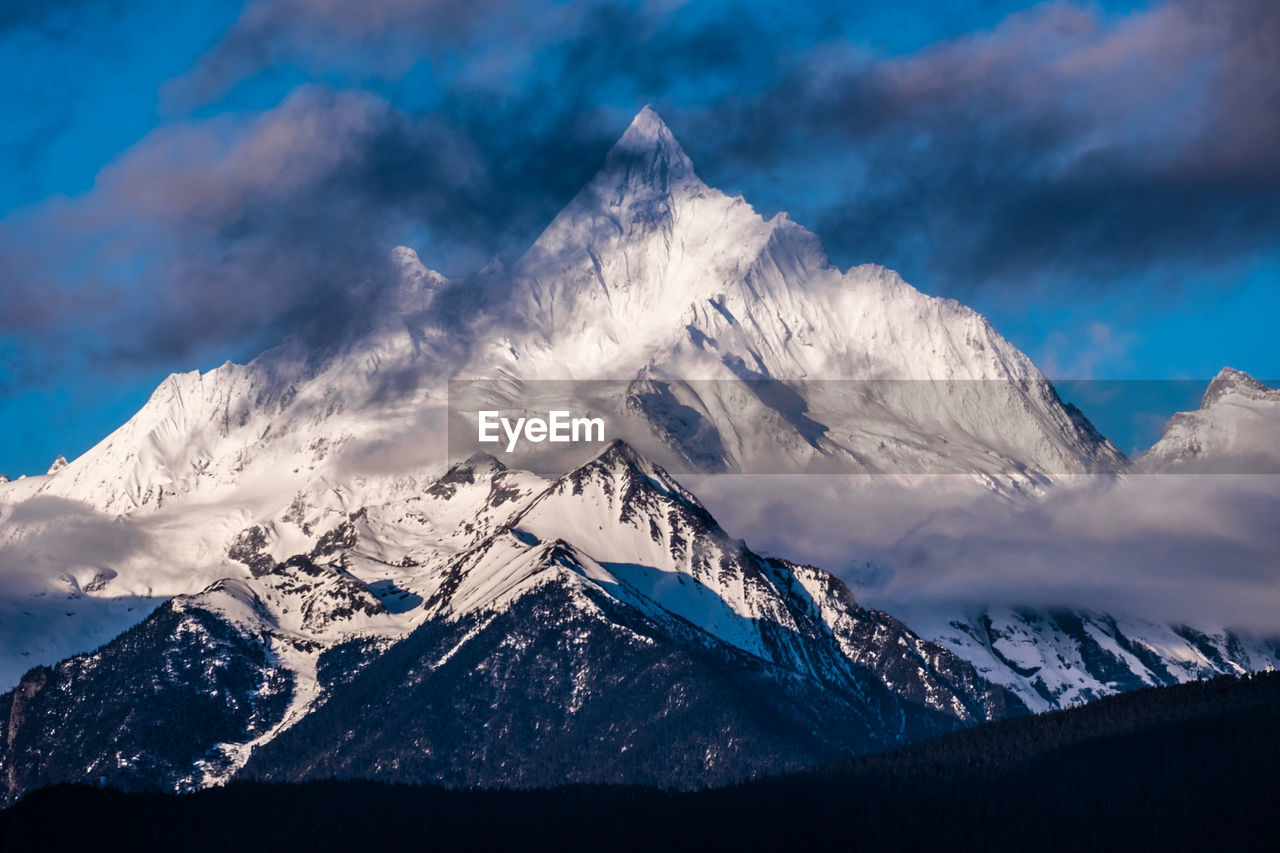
[1038,322,1133,379]
[690,471,1280,631]
[173,0,603,105]
[0,495,153,582]
[0,87,513,378]
[0,1,783,386]
[180,0,1280,299]
[689,0,1280,293]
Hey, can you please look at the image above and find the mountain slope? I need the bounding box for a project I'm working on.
[8,672,1280,852]
[0,443,1023,801]
[0,582,293,802]
[471,106,1124,479]
[240,443,1018,789]
[899,604,1280,712]
[0,110,1122,513]
[5,106,1273,745]
[0,106,1127,695]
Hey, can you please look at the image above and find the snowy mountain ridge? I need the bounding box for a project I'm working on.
[900,604,1280,713]
[0,441,1020,800]
[0,107,1271,729]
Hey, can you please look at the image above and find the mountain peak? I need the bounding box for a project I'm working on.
[596,437,643,465]
[556,439,646,484]
[550,439,718,529]
[576,438,660,479]
[618,105,675,147]
[511,106,706,289]
[597,106,698,197]
[1202,367,1276,409]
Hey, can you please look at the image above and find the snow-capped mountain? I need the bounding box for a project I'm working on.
[890,369,1280,712]
[470,107,1124,480]
[1139,368,1280,472]
[3,108,1121,513]
[0,106,1126,692]
[0,106,1272,790]
[0,442,1022,801]
[898,604,1280,712]
[882,371,1280,712]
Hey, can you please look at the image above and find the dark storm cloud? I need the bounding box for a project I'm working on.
[0,89,484,372]
[3,0,1279,385]
[0,85,635,377]
[0,0,784,380]
[183,0,1280,296]
[692,0,1280,291]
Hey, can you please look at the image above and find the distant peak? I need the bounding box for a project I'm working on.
[598,106,698,194]
[429,453,507,497]
[473,256,503,277]
[46,455,68,476]
[1202,367,1276,409]
[390,245,421,265]
[621,105,673,144]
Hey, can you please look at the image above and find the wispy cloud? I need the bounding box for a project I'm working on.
[1038,322,1134,379]
[692,471,1280,630]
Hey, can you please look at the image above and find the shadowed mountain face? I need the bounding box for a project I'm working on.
[0,591,294,801]
[0,442,1022,802]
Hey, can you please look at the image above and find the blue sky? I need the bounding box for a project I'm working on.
[1,0,1277,475]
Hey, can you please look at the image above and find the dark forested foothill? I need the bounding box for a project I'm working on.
[4,671,1279,852]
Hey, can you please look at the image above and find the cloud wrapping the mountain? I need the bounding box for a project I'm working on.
[0,496,153,584]
[692,472,1280,630]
